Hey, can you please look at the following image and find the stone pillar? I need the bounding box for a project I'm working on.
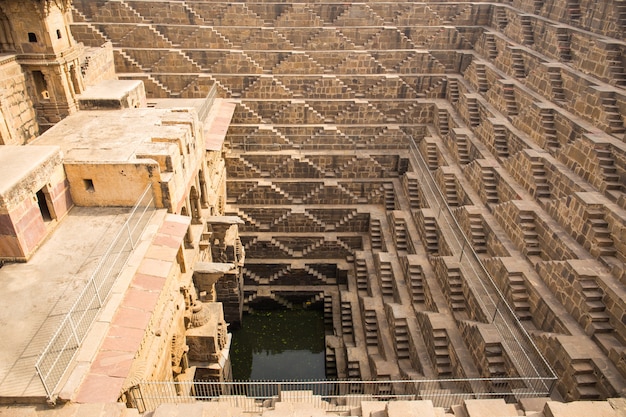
[199,168,209,208]
[190,186,202,224]
[207,216,245,327]
[193,262,234,302]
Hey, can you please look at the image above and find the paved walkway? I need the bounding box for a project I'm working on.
[0,207,131,399]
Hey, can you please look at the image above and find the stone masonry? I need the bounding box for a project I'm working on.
[65,0,626,404]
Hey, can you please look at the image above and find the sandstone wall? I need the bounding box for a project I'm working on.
[0,56,38,144]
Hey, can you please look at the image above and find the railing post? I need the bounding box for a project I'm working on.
[67,315,81,346]
[127,221,135,249]
[459,239,466,261]
[92,278,102,308]
[35,363,52,399]
[34,186,154,402]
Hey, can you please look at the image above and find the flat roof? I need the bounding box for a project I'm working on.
[0,145,60,196]
[78,79,143,101]
[32,108,196,163]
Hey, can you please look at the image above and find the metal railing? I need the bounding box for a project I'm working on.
[35,186,156,401]
[128,377,556,414]
[407,136,556,382]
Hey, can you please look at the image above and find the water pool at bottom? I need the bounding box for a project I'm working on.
[230,309,326,381]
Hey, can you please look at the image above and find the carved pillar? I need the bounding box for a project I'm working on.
[190,186,202,224]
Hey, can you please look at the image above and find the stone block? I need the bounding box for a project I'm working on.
[361,401,387,417]
[464,399,518,417]
[519,397,550,413]
[386,400,436,417]
[544,401,617,417]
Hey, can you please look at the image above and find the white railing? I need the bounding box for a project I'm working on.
[128,377,556,414]
[35,186,155,401]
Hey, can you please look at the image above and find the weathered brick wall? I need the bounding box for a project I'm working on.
[81,42,117,87]
[545,192,624,262]
[136,254,187,383]
[0,150,71,261]
[0,56,38,144]
[558,136,625,198]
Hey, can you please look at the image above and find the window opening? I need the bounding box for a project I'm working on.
[83,179,95,192]
[56,29,62,39]
[28,32,37,42]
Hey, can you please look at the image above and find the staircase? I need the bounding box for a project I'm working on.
[407,264,425,304]
[324,295,333,329]
[586,209,616,257]
[485,343,507,377]
[548,68,566,102]
[270,238,295,257]
[364,309,378,347]
[468,212,487,253]
[519,211,541,260]
[508,273,532,320]
[556,27,572,62]
[539,108,559,150]
[384,184,397,210]
[502,84,518,116]
[423,216,439,254]
[393,217,408,252]
[341,300,354,337]
[456,134,470,165]
[492,125,510,158]
[482,167,499,205]
[447,267,466,311]
[355,257,369,293]
[475,63,489,93]
[571,360,602,399]
[426,143,439,170]
[566,0,582,21]
[438,109,450,135]
[347,360,360,379]
[510,48,526,78]
[404,175,421,209]
[606,47,626,87]
[466,97,480,127]
[484,33,498,59]
[530,160,551,199]
[394,318,410,360]
[495,7,508,29]
[520,15,534,45]
[370,219,384,251]
[600,95,626,135]
[596,147,622,192]
[444,174,460,206]
[448,78,460,103]
[326,346,337,378]
[378,260,395,298]
[579,278,612,334]
[432,329,453,376]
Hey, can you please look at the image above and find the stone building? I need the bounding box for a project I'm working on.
[0,0,243,410]
[0,0,626,415]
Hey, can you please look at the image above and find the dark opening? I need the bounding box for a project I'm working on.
[56,29,62,39]
[36,189,52,222]
[230,306,326,381]
[32,70,48,99]
[83,179,95,192]
[28,32,37,42]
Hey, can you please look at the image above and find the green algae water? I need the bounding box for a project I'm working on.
[230,309,326,380]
